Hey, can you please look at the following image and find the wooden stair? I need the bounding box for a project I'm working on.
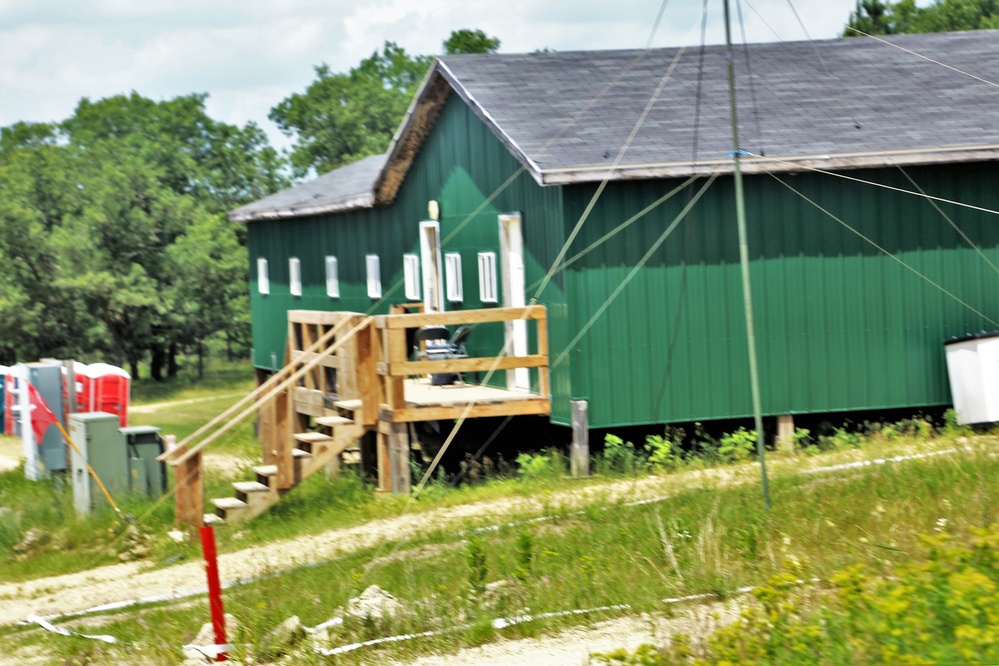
[205,404,368,524]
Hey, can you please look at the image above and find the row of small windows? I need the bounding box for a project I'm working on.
[256,253,498,303]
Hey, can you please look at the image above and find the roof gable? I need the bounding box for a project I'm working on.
[232,30,999,222]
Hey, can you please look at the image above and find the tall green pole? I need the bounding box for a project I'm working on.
[723,0,771,508]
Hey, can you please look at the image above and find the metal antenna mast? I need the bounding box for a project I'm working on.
[723,0,771,508]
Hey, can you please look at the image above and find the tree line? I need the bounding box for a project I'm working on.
[0,7,988,378]
[0,30,498,378]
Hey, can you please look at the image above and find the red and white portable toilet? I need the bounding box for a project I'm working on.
[61,361,90,416]
[2,368,16,435]
[85,363,131,427]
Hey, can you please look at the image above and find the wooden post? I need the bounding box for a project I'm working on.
[777,414,795,453]
[255,368,276,464]
[389,421,411,495]
[376,422,391,492]
[174,442,204,528]
[571,400,589,477]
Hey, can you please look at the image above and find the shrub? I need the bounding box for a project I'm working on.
[600,434,642,475]
[717,427,756,463]
[644,432,682,472]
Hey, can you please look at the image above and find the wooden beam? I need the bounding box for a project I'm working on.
[287,309,361,325]
[164,316,373,466]
[290,351,340,369]
[389,422,410,494]
[160,315,356,462]
[382,305,546,329]
[387,355,548,376]
[536,314,550,399]
[382,399,550,423]
[173,444,203,528]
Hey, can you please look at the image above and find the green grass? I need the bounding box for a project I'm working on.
[2,439,993,665]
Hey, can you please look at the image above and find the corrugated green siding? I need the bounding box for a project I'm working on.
[562,163,999,428]
[247,95,572,421]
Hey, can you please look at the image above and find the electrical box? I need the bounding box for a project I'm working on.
[122,425,166,498]
[28,363,67,472]
[70,412,128,514]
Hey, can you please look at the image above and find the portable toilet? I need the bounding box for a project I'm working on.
[86,364,130,427]
[0,366,7,435]
[61,361,90,416]
[3,371,18,436]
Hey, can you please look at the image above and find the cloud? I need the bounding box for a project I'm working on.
[0,0,859,144]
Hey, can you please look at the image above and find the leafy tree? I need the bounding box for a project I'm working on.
[270,29,501,176]
[444,29,501,55]
[845,0,999,36]
[0,93,286,377]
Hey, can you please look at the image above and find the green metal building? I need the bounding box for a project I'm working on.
[232,30,999,430]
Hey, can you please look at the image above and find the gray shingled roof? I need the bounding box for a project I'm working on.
[232,30,999,221]
[437,29,999,184]
[229,153,385,221]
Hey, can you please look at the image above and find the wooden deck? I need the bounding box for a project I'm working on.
[378,379,550,423]
[162,305,552,526]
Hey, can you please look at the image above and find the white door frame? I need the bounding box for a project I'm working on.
[419,221,444,313]
[499,213,530,391]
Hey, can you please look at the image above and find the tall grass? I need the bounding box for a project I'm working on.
[5,441,991,664]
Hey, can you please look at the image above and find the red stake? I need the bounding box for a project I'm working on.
[199,525,228,662]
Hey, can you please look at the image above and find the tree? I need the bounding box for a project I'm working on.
[845,0,999,36]
[270,29,501,176]
[444,29,501,55]
[0,93,286,376]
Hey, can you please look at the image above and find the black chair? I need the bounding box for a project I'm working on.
[413,325,472,385]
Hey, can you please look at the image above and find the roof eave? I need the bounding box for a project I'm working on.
[538,145,999,185]
[228,193,376,222]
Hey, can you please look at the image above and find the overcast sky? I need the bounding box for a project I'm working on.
[1,0,864,149]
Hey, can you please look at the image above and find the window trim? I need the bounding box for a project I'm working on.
[366,254,382,299]
[325,256,339,298]
[477,252,498,303]
[445,252,463,302]
[403,253,421,301]
[257,258,269,295]
[289,257,302,297]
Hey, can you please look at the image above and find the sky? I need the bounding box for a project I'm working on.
[0,0,865,150]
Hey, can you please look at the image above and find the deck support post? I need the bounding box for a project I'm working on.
[173,442,203,528]
[376,420,411,494]
[777,414,795,453]
[571,400,589,478]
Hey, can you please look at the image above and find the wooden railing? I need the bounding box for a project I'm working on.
[371,305,550,422]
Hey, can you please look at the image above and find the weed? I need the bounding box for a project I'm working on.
[600,434,642,475]
[644,431,682,472]
[466,537,489,595]
[717,427,756,463]
[514,531,534,583]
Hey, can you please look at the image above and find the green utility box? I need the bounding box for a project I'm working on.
[70,412,128,515]
[122,425,166,498]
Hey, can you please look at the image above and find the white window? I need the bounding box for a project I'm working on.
[366,254,382,298]
[445,252,463,302]
[289,257,301,296]
[477,252,497,303]
[403,254,421,300]
[325,256,339,298]
[257,258,269,295]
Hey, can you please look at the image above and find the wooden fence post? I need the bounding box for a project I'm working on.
[173,441,204,528]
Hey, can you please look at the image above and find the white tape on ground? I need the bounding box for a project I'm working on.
[25,614,118,643]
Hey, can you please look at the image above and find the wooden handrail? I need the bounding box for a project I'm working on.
[166,316,374,467]
[158,315,355,462]
[377,305,546,329]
